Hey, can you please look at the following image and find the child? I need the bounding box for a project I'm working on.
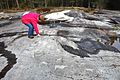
[21,12,45,39]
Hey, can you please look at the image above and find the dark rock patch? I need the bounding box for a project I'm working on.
[61,44,90,58]
[60,38,120,58]
[57,30,70,37]
[0,31,27,38]
[9,15,21,20]
[0,20,12,27]
[0,42,17,79]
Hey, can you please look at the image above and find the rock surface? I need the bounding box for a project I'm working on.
[0,10,120,80]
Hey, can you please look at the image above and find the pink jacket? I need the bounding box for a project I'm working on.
[21,12,40,34]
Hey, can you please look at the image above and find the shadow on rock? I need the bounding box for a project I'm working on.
[60,38,120,58]
[0,31,28,45]
[0,31,27,38]
[0,42,17,79]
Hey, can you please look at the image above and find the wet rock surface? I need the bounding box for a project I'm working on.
[0,20,12,27]
[0,10,120,80]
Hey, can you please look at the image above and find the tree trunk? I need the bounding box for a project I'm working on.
[45,0,47,8]
[61,0,63,7]
[16,0,20,8]
[6,0,9,9]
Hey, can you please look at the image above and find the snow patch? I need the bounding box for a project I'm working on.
[55,65,67,70]
[41,61,48,65]
[86,69,94,72]
[22,11,30,16]
[59,37,78,49]
[79,19,112,27]
[45,10,74,21]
